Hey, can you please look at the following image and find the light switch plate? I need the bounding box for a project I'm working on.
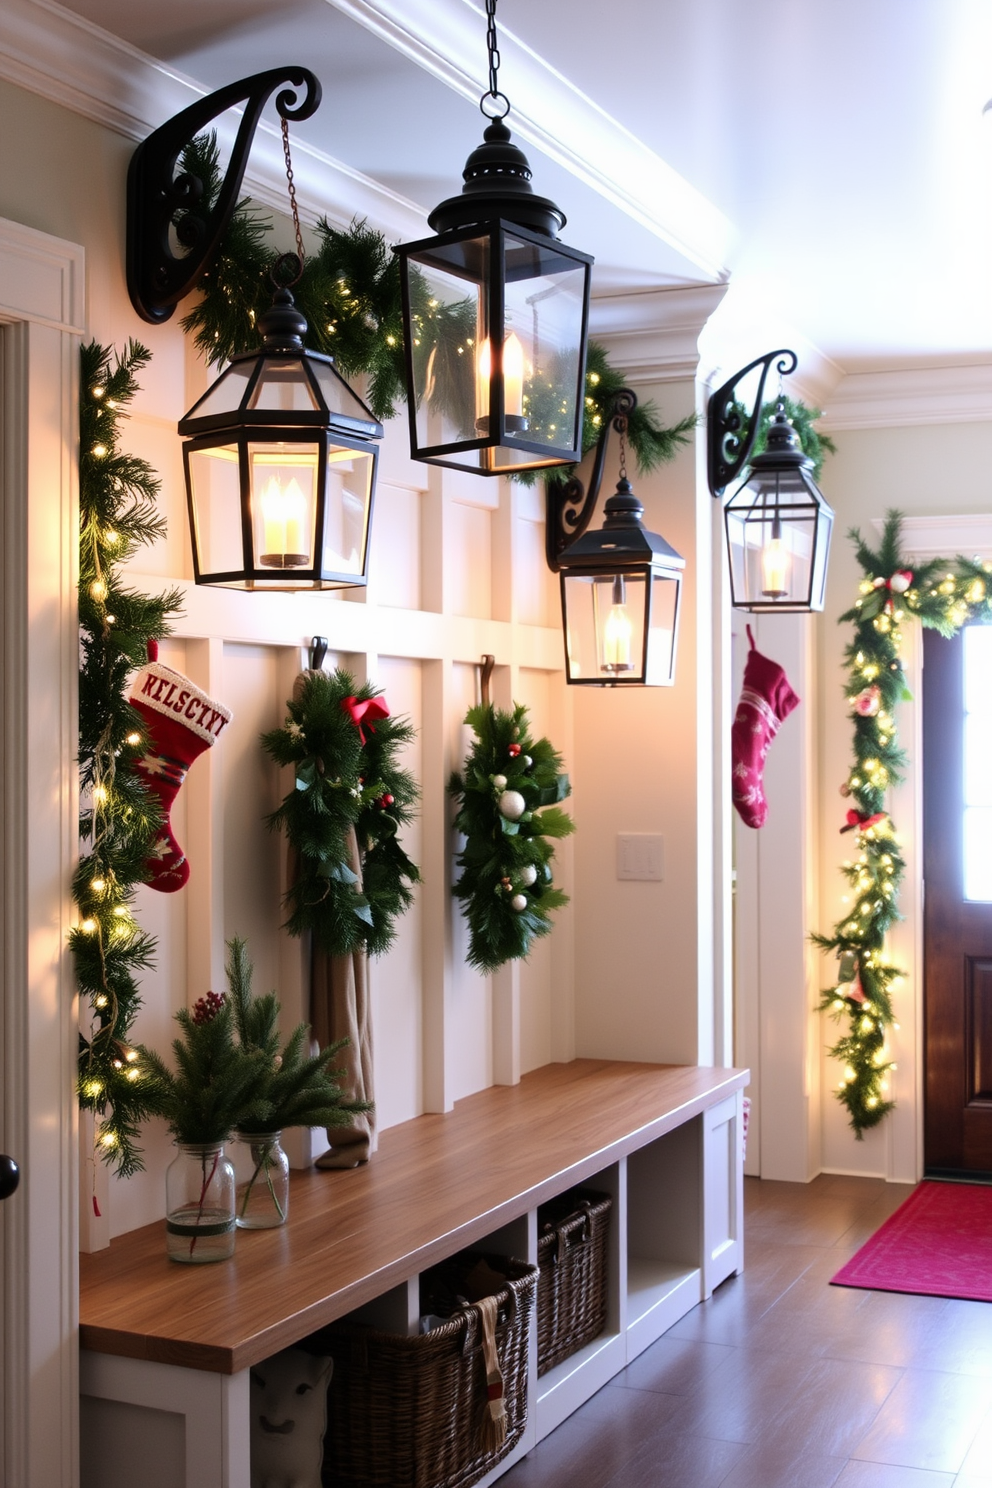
[617,833,664,881]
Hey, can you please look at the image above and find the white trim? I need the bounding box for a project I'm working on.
[323,0,733,280]
[0,0,429,242]
[0,214,81,1486]
[0,0,733,275]
[588,284,729,383]
[870,513,992,561]
[822,364,992,432]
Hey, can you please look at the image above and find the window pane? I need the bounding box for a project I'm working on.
[964,806,992,901]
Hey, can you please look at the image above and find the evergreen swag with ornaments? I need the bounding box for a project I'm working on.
[74,341,183,1178]
[449,704,574,973]
[262,670,420,956]
[175,132,696,474]
[816,511,992,1136]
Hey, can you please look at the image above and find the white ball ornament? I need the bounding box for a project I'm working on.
[522,755,533,768]
[493,774,508,790]
[511,893,528,912]
[519,864,538,886]
[498,789,526,821]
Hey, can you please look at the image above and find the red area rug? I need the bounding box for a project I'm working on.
[831,1180,992,1302]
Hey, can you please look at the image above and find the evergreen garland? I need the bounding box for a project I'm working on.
[814,510,992,1135]
[753,394,836,483]
[74,342,183,1178]
[262,668,420,957]
[175,133,695,466]
[449,703,574,973]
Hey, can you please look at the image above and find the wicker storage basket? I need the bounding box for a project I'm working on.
[536,1189,612,1376]
[321,1255,536,1488]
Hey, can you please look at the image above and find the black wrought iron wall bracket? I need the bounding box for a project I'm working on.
[545,389,637,572]
[126,67,322,325]
[707,348,797,498]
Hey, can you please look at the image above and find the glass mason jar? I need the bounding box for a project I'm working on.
[233,1130,290,1229]
[165,1141,236,1263]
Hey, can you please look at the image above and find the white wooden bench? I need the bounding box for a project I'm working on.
[80,1058,747,1488]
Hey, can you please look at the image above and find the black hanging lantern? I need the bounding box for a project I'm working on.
[394,1,593,476]
[708,349,834,613]
[551,394,685,686]
[179,274,383,590]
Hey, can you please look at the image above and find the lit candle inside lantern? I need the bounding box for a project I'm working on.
[602,576,633,673]
[761,513,789,597]
[260,475,309,568]
[502,331,524,419]
[476,332,526,425]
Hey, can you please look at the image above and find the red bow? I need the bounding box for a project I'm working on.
[341,695,389,743]
[840,809,887,834]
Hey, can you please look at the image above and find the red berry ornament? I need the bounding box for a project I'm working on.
[191,991,225,1025]
[507,743,521,757]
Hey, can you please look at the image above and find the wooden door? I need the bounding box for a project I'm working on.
[923,624,992,1174]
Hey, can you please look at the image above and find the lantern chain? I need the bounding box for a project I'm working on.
[617,419,628,484]
[480,0,510,119]
[281,117,306,284]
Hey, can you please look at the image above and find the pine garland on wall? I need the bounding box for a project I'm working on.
[449,703,574,973]
[74,341,183,1178]
[261,669,420,957]
[815,511,992,1136]
[175,132,696,471]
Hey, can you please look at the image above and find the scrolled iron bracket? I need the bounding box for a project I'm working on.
[545,389,637,573]
[707,348,797,498]
[126,67,322,325]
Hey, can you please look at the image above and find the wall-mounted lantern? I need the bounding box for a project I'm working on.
[178,278,382,590]
[708,349,834,613]
[127,67,383,590]
[393,1,592,476]
[548,392,685,686]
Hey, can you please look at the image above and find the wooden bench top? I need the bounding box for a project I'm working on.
[79,1059,747,1375]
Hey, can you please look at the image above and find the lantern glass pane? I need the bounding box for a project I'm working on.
[726,470,832,610]
[644,571,681,686]
[186,361,254,421]
[248,358,319,413]
[402,236,487,456]
[501,232,586,457]
[309,359,379,426]
[563,572,647,684]
[248,443,319,573]
[321,445,374,578]
[186,443,244,577]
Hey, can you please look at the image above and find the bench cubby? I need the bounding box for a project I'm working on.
[80,1059,747,1488]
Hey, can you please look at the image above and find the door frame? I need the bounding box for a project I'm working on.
[0,216,83,1487]
[869,513,992,1186]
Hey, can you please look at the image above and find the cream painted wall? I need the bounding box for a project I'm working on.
[572,373,716,1066]
[815,418,992,1176]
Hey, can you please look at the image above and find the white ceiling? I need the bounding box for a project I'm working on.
[51,0,992,373]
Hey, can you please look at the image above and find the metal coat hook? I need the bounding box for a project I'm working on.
[480,654,495,707]
[309,636,328,671]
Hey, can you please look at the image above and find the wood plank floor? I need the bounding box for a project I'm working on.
[501,1174,992,1488]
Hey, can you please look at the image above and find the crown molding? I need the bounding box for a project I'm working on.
[323,0,733,280]
[870,513,992,560]
[587,284,729,384]
[0,0,430,241]
[821,364,992,432]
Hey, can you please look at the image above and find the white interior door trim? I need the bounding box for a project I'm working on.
[0,213,82,1488]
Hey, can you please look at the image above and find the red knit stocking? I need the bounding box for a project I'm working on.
[127,643,232,892]
[732,627,799,829]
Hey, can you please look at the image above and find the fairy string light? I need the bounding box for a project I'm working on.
[73,341,182,1178]
[815,510,992,1135]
